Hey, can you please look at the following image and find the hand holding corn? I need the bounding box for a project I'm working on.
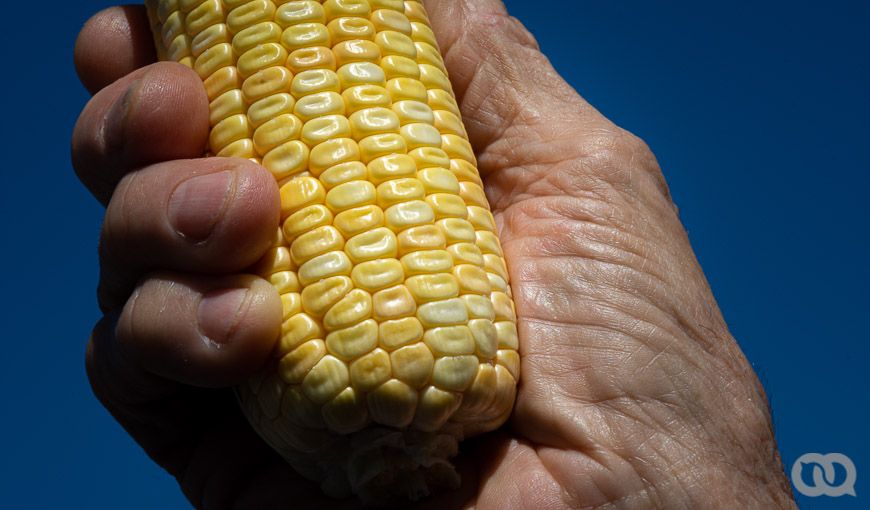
[73,1,796,508]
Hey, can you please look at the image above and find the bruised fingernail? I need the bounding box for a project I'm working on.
[103,80,137,155]
[169,171,234,241]
[198,287,250,345]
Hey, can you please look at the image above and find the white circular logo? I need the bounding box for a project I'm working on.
[791,453,857,497]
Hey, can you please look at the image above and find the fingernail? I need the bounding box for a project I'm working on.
[168,171,234,241]
[198,287,250,345]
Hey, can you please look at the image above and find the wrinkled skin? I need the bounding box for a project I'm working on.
[72,1,796,508]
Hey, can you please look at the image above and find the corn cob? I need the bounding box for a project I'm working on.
[144,0,519,503]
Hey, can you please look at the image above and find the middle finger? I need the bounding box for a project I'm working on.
[98,157,280,311]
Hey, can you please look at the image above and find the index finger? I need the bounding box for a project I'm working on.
[74,5,156,94]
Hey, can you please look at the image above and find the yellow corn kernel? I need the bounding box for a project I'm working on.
[216,139,254,158]
[283,204,332,241]
[275,1,324,27]
[146,0,519,503]
[426,193,467,219]
[323,287,374,329]
[323,0,371,20]
[281,292,302,319]
[343,84,392,113]
[279,312,323,353]
[378,317,424,350]
[290,225,344,266]
[376,178,425,208]
[279,339,326,384]
[281,22,331,51]
[230,21,280,54]
[242,66,293,103]
[248,93,295,128]
[279,176,325,217]
[387,77,427,101]
[371,0,405,12]
[251,245,293,277]
[410,146,450,169]
[463,295,496,321]
[389,342,432,387]
[466,205,496,232]
[209,89,245,127]
[393,99,433,125]
[384,200,434,231]
[325,318,378,358]
[375,30,416,58]
[453,264,491,295]
[182,22,215,54]
[287,46,336,73]
[459,181,489,209]
[447,243,483,269]
[431,355,478,392]
[351,258,404,291]
[344,227,398,263]
[400,249,452,275]
[270,270,300,294]
[237,43,288,79]
[194,42,231,79]
[417,297,468,327]
[495,320,519,349]
[227,0,276,34]
[293,91,345,121]
[297,251,352,286]
[301,275,353,317]
[423,326,475,356]
[405,273,458,303]
[301,355,349,404]
[414,41,444,70]
[413,386,460,432]
[326,180,377,212]
[397,224,446,254]
[417,167,459,194]
[366,379,416,428]
[322,387,368,434]
[349,107,400,139]
[319,161,367,189]
[253,113,302,155]
[427,88,460,116]
[301,115,352,146]
[469,318,498,359]
[328,17,375,43]
[334,40,381,67]
[333,204,384,238]
[367,153,416,184]
[292,70,338,98]
[349,348,391,392]
[337,61,387,89]
[309,138,360,176]
[491,291,515,322]
[262,140,309,180]
[381,55,420,80]
[371,284,416,320]
[496,349,521,380]
[203,66,240,101]
[359,132,407,162]
[370,8,411,34]
[487,273,509,293]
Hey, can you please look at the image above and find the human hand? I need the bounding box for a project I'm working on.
[73,1,796,508]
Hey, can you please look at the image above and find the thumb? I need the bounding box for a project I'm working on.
[422,0,603,154]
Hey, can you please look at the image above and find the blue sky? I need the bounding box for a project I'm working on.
[0,1,866,508]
